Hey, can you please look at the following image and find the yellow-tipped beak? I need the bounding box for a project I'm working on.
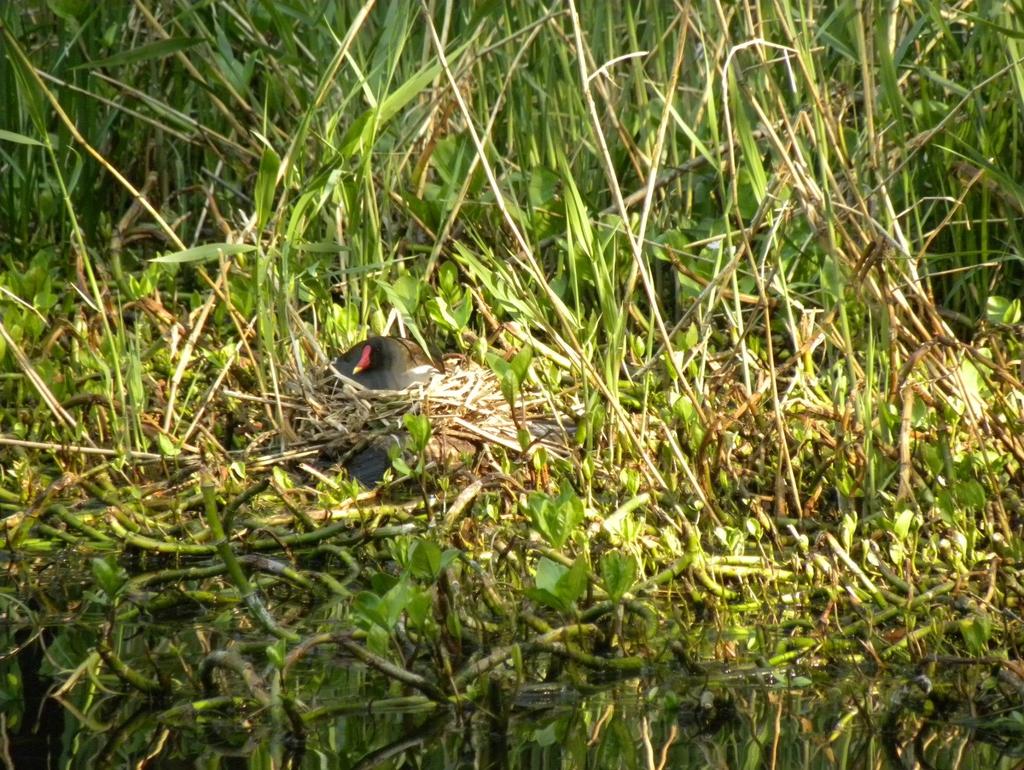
[352,344,373,375]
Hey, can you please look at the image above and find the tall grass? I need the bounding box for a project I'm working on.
[1,0,1023,666]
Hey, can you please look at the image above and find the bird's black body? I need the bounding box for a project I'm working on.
[344,442,397,487]
[331,336,442,390]
[330,336,443,485]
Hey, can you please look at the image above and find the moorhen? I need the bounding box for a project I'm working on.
[327,336,573,488]
[331,336,443,390]
[329,336,446,486]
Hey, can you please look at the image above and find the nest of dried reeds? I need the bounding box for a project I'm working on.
[270,355,575,478]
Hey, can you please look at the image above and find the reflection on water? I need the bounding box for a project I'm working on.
[5,626,1024,770]
[3,553,1024,769]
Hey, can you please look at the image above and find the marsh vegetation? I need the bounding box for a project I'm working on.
[1,1,1023,766]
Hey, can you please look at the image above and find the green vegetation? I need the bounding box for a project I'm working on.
[2,1,1023,765]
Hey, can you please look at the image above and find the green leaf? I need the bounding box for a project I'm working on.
[892,508,915,541]
[126,352,145,407]
[439,549,460,572]
[46,0,89,21]
[453,243,534,318]
[986,295,1022,324]
[499,369,517,406]
[509,345,533,386]
[254,145,281,231]
[600,552,637,601]
[518,428,532,453]
[354,577,417,631]
[957,479,986,511]
[530,557,588,614]
[958,359,986,407]
[370,571,398,594]
[959,615,992,655]
[525,586,567,613]
[91,557,125,598]
[426,293,471,333]
[75,37,200,70]
[560,156,595,256]
[3,29,48,136]
[379,274,423,316]
[151,243,256,264]
[381,577,416,628]
[391,454,412,476]
[534,556,568,594]
[452,296,472,328]
[0,129,44,147]
[156,433,180,457]
[403,413,431,452]
[353,591,388,629]
[265,639,287,670]
[525,483,585,549]
[405,587,432,628]
[438,262,458,294]
[408,539,442,581]
[528,166,560,208]
[561,558,588,604]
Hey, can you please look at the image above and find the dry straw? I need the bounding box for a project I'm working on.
[265,355,577,479]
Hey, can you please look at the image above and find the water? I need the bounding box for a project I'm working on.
[5,623,1024,769]
[4,554,1024,768]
